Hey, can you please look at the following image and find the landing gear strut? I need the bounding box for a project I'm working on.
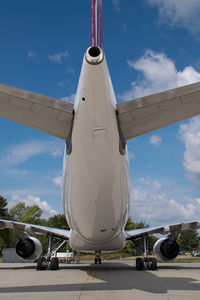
[135,235,157,271]
[37,234,67,271]
[94,252,102,264]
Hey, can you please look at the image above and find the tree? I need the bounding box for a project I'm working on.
[177,230,200,251]
[125,217,148,231]
[10,202,43,224]
[47,214,70,230]
[0,195,14,253]
[0,195,9,218]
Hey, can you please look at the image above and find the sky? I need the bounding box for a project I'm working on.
[1,0,200,226]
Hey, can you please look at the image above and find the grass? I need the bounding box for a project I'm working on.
[163,256,200,263]
[79,254,200,263]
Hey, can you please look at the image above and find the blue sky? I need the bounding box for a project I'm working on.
[1,0,200,225]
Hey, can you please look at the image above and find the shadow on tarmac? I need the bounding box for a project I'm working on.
[0,262,200,294]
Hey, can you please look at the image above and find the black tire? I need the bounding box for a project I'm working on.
[149,257,157,270]
[50,257,59,270]
[136,257,144,271]
[55,257,59,269]
[95,258,97,264]
[36,257,46,271]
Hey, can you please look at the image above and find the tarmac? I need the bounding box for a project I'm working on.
[0,260,200,299]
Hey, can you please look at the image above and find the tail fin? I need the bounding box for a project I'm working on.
[91,0,103,48]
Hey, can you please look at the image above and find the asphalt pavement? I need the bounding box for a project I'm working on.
[0,261,200,299]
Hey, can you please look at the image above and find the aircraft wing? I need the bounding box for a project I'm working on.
[117,82,200,140]
[125,221,200,240]
[0,83,74,140]
[0,218,71,240]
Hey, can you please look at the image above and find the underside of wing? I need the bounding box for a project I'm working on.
[125,221,200,240]
[0,83,74,140]
[117,82,200,140]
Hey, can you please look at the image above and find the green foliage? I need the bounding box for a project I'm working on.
[177,230,200,251]
[125,217,148,231]
[48,214,70,230]
[0,196,17,252]
[0,195,9,218]
[9,202,43,224]
[0,230,17,250]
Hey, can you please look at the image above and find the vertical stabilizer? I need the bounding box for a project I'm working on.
[91,0,103,48]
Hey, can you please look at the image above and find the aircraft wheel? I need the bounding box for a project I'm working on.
[136,257,144,271]
[36,257,46,271]
[149,257,157,270]
[50,257,59,270]
[95,257,101,264]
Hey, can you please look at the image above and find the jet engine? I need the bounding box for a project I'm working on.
[153,238,179,261]
[16,237,42,260]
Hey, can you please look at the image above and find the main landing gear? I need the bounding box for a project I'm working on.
[37,234,67,271]
[135,235,157,271]
[94,252,102,264]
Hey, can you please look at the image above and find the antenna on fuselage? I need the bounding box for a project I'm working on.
[91,0,103,49]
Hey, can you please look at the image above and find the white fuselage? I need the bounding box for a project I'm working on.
[63,48,130,252]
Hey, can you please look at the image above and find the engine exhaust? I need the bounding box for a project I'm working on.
[85,46,104,65]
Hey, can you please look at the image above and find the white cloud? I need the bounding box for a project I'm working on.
[138,177,162,189]
[120,49,200,100]
[138,177,151,185]
[130,177,200,226]
[149,135,162,147]
[53,175,63,187]
[148,0,200,35]
[61,94,76,103]
[3,187,61,199]
[153,181,162,190]
[9,195,58,218]
[27,50,39,61]
[0,139,64,166]
[48,50,69,64]
[179,116,200,186]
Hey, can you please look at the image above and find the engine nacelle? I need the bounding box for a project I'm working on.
[16,237,42,260]
[153,238,179,261]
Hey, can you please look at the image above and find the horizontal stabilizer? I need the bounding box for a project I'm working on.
[0,83,74,140]
[117,82,200,140]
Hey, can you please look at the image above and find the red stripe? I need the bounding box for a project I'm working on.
[91,0,96,46]
[99,0,103,48]
[91,0,103,48]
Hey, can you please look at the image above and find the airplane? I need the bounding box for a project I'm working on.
[1,0,200,271]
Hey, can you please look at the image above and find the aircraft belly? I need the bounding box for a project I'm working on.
[69,230,126,252]
[65,134,129,244]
